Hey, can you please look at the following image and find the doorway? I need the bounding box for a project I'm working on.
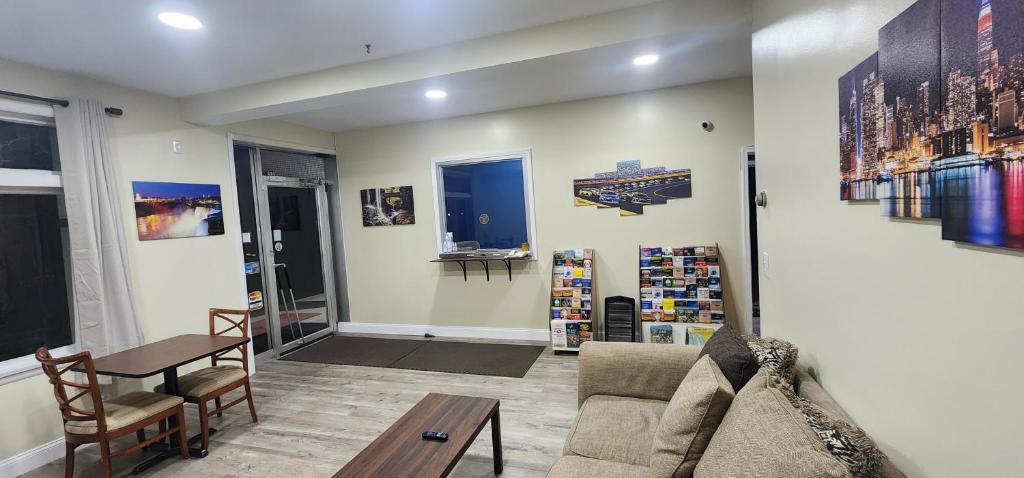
[232,143,342,358]
[741,147,761,335]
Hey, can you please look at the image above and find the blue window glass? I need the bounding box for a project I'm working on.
[441,159,528,250]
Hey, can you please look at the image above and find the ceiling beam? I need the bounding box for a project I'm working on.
[181,0,751,126]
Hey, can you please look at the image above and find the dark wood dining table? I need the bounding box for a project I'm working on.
[78,334,250,473]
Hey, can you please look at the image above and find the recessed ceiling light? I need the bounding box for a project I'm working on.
[158,12,203,30]
[633,54,660,66]
[425,89,448,99]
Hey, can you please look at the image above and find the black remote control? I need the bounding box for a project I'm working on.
[422,431,449,442]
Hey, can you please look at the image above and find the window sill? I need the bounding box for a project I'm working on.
[0,344,77,386]
[0,362,44,386]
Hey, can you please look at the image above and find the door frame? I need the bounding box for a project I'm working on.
[226,133,339,360]
[257,176,339,354]
[737,145,756,335]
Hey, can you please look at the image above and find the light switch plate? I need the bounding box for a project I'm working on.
[761,252,770,278]
[171,140,183,154]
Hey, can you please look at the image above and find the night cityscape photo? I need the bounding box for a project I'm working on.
[838,0,1024,250]
[132,181,225,241]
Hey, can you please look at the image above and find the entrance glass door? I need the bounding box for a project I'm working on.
[260,181,335,352]
[232,144,339,358]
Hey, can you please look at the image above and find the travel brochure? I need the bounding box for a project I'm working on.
[639,245,726,325]
[549,249,595,350]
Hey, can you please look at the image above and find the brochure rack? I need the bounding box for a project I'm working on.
[549,249,595,352]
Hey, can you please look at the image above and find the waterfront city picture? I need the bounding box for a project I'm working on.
[132,181,225,241]
[838,0,1024,250]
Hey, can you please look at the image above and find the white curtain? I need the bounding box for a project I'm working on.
[55,98,144,357]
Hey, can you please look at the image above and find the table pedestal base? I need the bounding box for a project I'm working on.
[131,427,216,474]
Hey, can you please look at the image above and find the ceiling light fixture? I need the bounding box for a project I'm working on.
[425,89,448,99]
[158,12,203,30]
[633,54,660,66]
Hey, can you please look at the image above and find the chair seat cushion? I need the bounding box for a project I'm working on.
[155,365,246,398]
[563,395,667,466]
[546,456,649,478]
[65,391,182,435]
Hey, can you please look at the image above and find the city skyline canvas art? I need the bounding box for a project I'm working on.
[133,181,224,241]
[837,0,1024,250]
[938,0,1024,249]
[877,0,943,218]
[839,53,882,200]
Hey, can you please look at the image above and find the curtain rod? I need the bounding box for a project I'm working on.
[0,89,123,117]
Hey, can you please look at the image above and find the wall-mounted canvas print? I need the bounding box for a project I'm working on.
[133,181,224,241]
[361,186,415,226]
[573,160,691,216]
[938,0,1024,249]
[839,53,882,200]
[837,0,1024,250]
[877,0,943,218]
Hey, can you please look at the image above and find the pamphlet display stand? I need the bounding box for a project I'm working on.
[638,245,725,345]
[549,249,595,353]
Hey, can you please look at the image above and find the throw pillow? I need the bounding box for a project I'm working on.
[744,335,799,388]
[694,385,854,478]
[780,387,888,478]
[649,355,736,478]
[698,325,759,392]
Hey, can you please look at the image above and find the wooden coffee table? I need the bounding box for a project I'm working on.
[334,393,502,477]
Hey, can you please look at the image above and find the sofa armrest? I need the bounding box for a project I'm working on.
[577,342,702,407]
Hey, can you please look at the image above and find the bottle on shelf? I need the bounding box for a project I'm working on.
[442,232,455,253]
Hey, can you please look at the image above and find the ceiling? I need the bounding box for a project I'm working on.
[283,27,752,131]
[0,0,662,97]
[0,0,753,132]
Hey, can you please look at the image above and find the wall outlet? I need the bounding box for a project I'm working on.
[761,252,770,279]
[171,140,183,154]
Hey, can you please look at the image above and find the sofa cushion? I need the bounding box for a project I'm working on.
[546,456,649,478]
[564,395,667,466]
[694,386,853,478]
[650,355,735,478]
[698,325,760,392]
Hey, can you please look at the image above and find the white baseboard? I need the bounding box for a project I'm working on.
[337,322,550,342]
[0,438,65,477]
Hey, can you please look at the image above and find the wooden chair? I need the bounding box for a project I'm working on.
[156,308,257,451]
[36,347,188,478]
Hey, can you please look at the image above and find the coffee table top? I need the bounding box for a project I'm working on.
[334,393,499,478]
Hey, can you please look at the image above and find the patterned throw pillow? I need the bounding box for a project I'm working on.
[779,387,887,478]
[743,335,799,388]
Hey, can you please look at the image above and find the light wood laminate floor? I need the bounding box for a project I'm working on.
[22,336,579,478]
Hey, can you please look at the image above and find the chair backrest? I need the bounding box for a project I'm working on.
[35,347,107,434]
[209,308,251,373]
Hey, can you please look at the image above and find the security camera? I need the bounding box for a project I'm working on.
[700,120,714,132]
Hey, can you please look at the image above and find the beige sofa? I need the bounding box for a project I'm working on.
[546,342,903,478]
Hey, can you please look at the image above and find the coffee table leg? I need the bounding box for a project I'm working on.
[491,408,503,474]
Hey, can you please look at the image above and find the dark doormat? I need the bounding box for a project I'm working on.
[390,340,545,378]
[279,335,545,378]
[280,335,426,367]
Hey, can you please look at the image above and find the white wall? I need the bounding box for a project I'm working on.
[0,58,334,464]
[752,1,1024,476]
[334,78,755,333]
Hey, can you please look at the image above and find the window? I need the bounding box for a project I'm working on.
[0,99,75,383]
[432,151,536,253]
